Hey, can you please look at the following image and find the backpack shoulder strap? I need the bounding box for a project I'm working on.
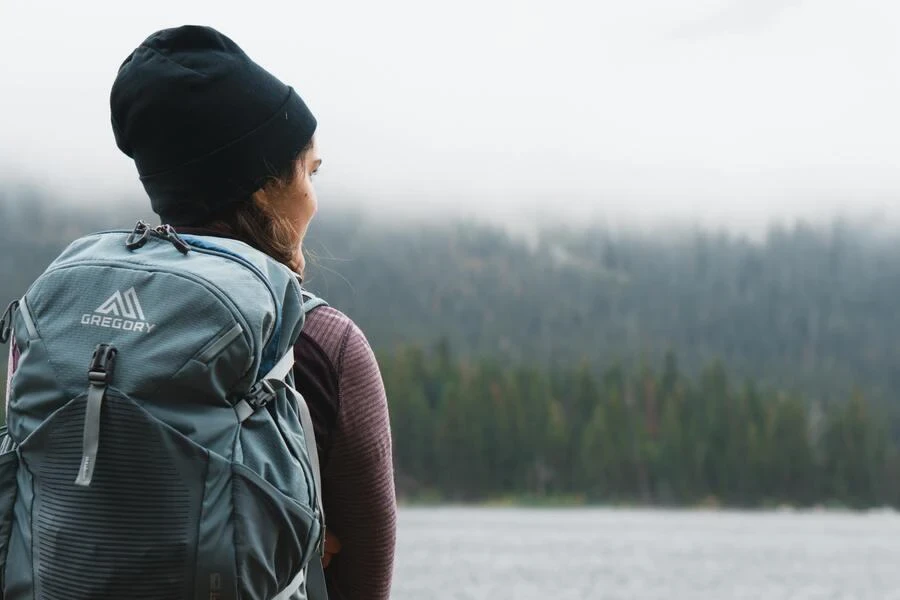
[300,290,329,315]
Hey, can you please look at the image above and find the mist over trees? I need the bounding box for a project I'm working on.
[2,185,899,507]
[303,202,900,413]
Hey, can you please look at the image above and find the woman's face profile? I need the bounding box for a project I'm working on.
[274,136,322,273]
[292,136,322,237]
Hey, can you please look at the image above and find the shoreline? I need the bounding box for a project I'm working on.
[396,494,900,515]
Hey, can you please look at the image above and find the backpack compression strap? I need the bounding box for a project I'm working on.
[242,350,324,518]
[235,349,329,600]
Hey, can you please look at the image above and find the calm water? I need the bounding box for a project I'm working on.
[393,507,900,599]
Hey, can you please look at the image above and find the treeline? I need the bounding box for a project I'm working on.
[1,338,894,509]
[382,341,900,509]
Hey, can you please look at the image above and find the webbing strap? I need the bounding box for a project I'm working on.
[306,558,329,600]
[265,347,297,382]
[301,296,329,315]
[236,353,321,504]
[300,289,329,316]
[234,349,297,422]
[75,381,105,487]
[74,344,117,487]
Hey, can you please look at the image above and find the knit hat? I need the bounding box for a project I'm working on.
[110,25,317,225]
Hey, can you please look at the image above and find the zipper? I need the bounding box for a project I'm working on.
[80,226,280,328]
[120,225,281,331]
[179,238,283,369]
[44,259,256,377]
[51,228,284,372]
[154,224,191,254]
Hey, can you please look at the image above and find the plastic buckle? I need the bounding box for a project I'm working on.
[245,380,276,409]
[88,344,117,384]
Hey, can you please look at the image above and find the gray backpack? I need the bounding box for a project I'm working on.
[0,221,329,600]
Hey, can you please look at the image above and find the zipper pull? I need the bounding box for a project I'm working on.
[155,224,191,255]
[125,220,153,251]
[0,300,19,344]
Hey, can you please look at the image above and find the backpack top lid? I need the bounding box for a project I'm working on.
[6,224,306,443]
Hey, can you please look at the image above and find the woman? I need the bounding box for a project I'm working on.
[108,25,397,599]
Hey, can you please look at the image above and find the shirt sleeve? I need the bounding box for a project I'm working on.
[321,321,397,600]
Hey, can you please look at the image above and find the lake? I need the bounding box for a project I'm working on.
[392,507,900,599]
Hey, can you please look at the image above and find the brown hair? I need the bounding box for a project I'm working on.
[206,140,314,273]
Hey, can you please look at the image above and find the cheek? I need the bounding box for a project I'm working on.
[292,178,317,229]
[303,185,318,218]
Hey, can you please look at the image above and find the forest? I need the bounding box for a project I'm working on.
[381,342,897,508]
[1,185,899,507]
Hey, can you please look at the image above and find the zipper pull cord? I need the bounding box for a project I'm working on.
[155,225,191,255]
[125,220,153,251]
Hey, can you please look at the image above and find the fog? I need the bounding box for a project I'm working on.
[1,0,898,234]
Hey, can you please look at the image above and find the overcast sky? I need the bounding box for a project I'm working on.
[1,0,898,232]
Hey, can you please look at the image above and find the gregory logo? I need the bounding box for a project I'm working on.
[81,288,156,333]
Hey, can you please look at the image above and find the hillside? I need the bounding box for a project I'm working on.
[2,185,900,409]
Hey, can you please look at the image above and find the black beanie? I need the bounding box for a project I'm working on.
[110,25,317,225]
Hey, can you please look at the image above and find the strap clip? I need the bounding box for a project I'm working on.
[88,344,117,384]
[244,379,277,409]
